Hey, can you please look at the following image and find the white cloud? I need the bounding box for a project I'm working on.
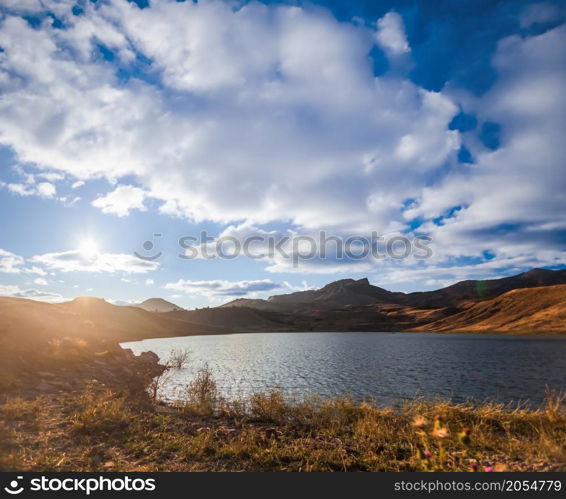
[0,1,562,280]
[0,0,458,235]
[108,298,138,306]
[0,0,43,14]
[2,180,56,198]
[0,248,24,273]
[0,284,65,303]
[71,180,85,189]
[520,2,566,28]
[375,11,410,57]
[30,250,159,273]
[36,181,56,198]
[145,278,154,286]
[91,184,148,217]
[372,253,565,290]
[165,278,283,297]
[38,172,64,182]
[33,277,48,286]
[24,266,47,276]
[0,249,54,275]
[403,24,566,267]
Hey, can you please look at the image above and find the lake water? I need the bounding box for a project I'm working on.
[122,332,566,407]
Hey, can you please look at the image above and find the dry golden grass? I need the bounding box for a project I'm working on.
[1,387,564,472]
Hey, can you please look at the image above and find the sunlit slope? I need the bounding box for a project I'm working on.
[411,285,566,333]
[0,296,228,344]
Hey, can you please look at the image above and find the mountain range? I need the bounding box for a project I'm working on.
[0,269,564,348]
[210,268,566,333]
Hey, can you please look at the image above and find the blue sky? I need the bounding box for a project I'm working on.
[0,0,565,308]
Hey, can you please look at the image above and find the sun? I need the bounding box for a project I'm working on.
[78,238,99,260]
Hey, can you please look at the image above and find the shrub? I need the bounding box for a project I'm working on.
[249,391,287,423]
[183,365,219,416]
[167,348,191,370]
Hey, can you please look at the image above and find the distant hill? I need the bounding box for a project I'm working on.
[404,268,566,308]
[222,269,566,312]
[136,298,184,313]
[410,285,566,333]
[1,269,564,345]
[222,278,403,311]
[216,268,566,334]
[0,296,227,346]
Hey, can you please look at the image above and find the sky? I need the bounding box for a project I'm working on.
[0,0,565,308]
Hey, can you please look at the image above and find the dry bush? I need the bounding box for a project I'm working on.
[183,365,219,416]
[249,391,288,423]
[167,348,191,369]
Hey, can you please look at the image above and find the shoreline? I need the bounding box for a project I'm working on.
[121,328,566,344]
[2,336,564,472]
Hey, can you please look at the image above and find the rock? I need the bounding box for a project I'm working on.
[38,371,56,379]
[139,351,159,364]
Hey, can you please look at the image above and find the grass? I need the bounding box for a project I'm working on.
[1,383,564,472]
[71,388,133,437]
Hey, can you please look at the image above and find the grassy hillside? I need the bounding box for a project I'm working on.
[412,285,566,333]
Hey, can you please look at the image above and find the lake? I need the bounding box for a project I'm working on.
[122,332,566,407]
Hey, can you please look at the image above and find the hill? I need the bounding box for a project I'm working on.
[222,268,566,313]
[0,269,564,345]
[410,285,566,333]
[217,269,566,334]
[222,278,403,311]
[136,298,184,313]
[0,296,228,347]
[404,268,566,308]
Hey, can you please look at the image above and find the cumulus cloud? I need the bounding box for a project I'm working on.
[36,181,56,198]
[0,248,24,273]
[164,279,283,297]
[403,23,566,270]
[30,250,159,273]
[0,0,458,234]
[0,284,65,303]
[0,0,562,283]
[2,180,56,198]
[92,184,149,217]
[0,249,48,275]
[24,266,47,276]
[0,249,24,274]
[375,11,410,56]
[520,2,566,28]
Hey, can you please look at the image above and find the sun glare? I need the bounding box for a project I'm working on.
[78,238,99,260]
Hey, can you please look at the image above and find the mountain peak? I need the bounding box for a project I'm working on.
[323,277,370,288]
[69,296,109,305]
[136,298,184,313]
